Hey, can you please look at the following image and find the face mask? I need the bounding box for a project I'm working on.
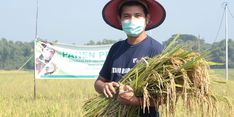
[121,18,146,37]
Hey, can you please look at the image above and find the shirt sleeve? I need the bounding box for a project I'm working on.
[99,44,116,81]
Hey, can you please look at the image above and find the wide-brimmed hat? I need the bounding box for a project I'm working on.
[102,0,166,31]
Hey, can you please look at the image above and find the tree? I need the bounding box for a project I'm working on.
[209,39,234,68]
[0,38,33,70]
[163,34,211,53]
[85,40,96,45]
[163,34,234,68]
[0,35,233,70]
[85,39,118,45]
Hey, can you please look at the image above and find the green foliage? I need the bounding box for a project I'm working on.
[163,34,211,53]
[209,39,234,68]
[0,34,233,70]
[0,38,34,70]
[85,39,119,45]
[163,34,234,68]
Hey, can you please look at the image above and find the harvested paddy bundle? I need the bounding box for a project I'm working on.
[83,35,220,117]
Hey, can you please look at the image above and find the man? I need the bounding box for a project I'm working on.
[95,0,166,116]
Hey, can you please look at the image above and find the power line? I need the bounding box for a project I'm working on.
[227,6,234,18]
[213,6,225,43]
[205,2,228,52]
[17,55,33,71]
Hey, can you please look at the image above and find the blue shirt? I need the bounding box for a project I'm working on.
[100,36,164,81]
[99,36,164,117]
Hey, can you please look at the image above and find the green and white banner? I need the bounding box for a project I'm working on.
[35,39,111,79]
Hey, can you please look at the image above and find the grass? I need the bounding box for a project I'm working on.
[0,71,96,117]
[0,70,233,117]
[209,69,234,80]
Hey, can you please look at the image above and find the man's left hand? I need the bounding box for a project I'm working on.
[117,85,140,106]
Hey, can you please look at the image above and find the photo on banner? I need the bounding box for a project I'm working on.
[34,39,111,79]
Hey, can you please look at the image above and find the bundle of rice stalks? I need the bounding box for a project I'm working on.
[83,34,230,117]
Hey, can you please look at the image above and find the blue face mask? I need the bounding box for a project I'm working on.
[121,18,146,37]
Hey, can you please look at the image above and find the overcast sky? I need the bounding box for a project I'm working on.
[0,0,233,44]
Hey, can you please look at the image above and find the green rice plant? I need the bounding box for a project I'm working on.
[83,34,232,117]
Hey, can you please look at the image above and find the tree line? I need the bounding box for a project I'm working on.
[0,34,233,70]
[0,38,34,70]
[163,34,234,68]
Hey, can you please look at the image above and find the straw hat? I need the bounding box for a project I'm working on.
[102,0,166,31]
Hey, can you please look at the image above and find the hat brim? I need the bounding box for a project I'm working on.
[102,0,166,31]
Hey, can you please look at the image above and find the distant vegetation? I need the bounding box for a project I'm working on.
[163,34,234,68]
[85,39,119,45]
[0,34,233,70]
[0,38,34,70]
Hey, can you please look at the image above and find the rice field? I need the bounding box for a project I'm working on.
[0,69,233,117]
[210,69,234,80]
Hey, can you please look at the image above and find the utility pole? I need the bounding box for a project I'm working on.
[224,2,229,80]
[34,0,39,99]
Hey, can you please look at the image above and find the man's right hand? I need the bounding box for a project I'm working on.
[103,82,119,98]
[94,76,120,98]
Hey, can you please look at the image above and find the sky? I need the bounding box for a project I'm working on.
[0,0,234,45]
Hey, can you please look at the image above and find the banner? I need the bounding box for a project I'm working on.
[35,39,111,79]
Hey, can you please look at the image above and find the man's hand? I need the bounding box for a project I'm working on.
[94,76,119,98]
[103,82,119,98]
[117,85,141,106]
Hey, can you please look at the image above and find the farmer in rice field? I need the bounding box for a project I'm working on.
[94,0,166,116]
